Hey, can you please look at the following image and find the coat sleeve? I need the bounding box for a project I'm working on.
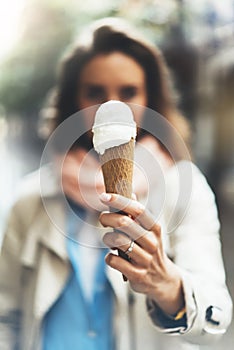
[0,200,26,350]
[147,161,233,345]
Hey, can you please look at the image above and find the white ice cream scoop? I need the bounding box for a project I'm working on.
[92,100,137,154]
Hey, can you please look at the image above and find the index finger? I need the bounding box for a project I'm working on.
[99,193,156,231]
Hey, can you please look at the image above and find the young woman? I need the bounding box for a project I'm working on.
[0,18,232,350]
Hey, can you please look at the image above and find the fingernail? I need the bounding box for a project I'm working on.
[99,193,112,202]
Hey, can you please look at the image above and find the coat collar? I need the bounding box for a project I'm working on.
[20,196,68,268]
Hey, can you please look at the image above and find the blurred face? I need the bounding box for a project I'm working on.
[77,52,147,126]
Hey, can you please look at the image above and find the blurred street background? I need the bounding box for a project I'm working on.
[0,0,233,348]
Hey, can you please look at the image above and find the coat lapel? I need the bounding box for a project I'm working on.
[106,265,131,350]
[20,197,71,320]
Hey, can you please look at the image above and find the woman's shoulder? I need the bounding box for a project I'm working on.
[163,160,218,232]
[15,164,59,202]
[166,160,214,197]
[146,160,217,233]
[164,160,216,211]
[8,164,60,220]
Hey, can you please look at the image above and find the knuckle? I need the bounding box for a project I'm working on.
[105,253,116,266]
[139,269,148,284]
[148,230,157,243]
[119,215,132,228]
[99,212,106,225]
[103,232,127,249]
[134,203,145,217]
[132,268,147,284]
[103,232,114,247]
[146,253,154,267]
[114,234,127,248]
[152,223,161,236]
[148,232,159,253]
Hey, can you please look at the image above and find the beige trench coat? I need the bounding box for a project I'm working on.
[0,161,232,350]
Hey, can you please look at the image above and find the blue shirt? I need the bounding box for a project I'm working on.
[43,200,115,350]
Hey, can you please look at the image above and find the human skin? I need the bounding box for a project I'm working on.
[77,52,147,126]
[99,192,185,316]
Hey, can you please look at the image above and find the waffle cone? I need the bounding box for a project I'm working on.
[99,138,135,198]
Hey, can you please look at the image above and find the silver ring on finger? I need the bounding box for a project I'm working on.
[124,239,135,257]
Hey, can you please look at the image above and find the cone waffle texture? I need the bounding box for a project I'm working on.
[100,138,135,198]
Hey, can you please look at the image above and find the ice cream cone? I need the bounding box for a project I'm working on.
[92,100,137,281]
[99,138,135,199]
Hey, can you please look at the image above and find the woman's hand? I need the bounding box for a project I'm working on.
[55,148,106,211]
[99,193,185,316]
[54,135,172,211]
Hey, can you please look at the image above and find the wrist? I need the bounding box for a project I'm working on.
[147,298,187,329]
[147,274,185,316]
[173,306,187,321]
